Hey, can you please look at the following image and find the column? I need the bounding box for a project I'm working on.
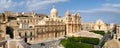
[70,24,72,33]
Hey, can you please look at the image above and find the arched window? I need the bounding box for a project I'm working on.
[30,32,32,40]
[30,32,32,36]
[30,38,32,40]
[19,32,21,36]
[25,32,27,37]
[119,38,120,41]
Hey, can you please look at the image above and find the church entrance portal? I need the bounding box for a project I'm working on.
[24,37,27,43]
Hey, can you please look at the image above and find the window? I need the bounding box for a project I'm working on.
[25,32,27,37]
[0,34,1,37]
[119,38,120,41]
[29,26,32,28]
[19,32,21,36]
[30,32,32,36]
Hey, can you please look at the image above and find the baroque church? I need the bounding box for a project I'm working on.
[0,6,108,44]
[6,6,81,43]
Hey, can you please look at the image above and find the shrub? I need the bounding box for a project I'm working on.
[60,39,68,46]
[60,37,99,48]
[80,37,100,45]
[67,37,80,42]
[89,30,105,35]
[81,43,94,48]
[61,41,94,48]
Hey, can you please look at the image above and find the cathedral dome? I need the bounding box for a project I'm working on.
[50,6,58,14]
[50,6,58,17]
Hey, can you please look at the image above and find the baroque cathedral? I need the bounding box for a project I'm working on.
[0,6,108,45]
[0,6,81,43]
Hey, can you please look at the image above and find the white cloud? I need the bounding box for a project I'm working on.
[0,0,18,12]
[102,3,120,8]
[0,0,16,9]
[71,3,120,13]
[18,1,24,6]
[0,0,68,12]
[26,0,68,11]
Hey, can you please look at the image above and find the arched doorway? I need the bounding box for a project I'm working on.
[24,32,27,42]
[24,37,27,43]
[6,26,14,38]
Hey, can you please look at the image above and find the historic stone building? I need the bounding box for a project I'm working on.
[0,13,8,22]
[94,19,107,31]
[65,11,81,35]
[0,13,7,39]
[81,19,108,31]
[4,11,35,17]
[4,6,81,43]
[104,34,120,48]
[103,24,120,48]
[0,22,6,39]
[0,13,8,48]
[116,24,120,40]
[0,6,110,44]
[81,22,95,31]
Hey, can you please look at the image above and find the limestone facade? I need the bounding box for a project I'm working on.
[0,14,7,48]
[81,19,108,31]
[94,19,107,31]
[104,39,120,48]
[104,34,120,48]
[4,11,35,17]
[0,23,6,39]
[4,6,81,43]
[65,11,81,35]
[81,22,95,31]
[0,13,8,22]
[116,24,120,40]
[1,6,110,43]
[0,13,7,40]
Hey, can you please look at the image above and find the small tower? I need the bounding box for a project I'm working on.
[65,10,70,22]
[65,10,70,16]
[77,13,81,22]
[4,11,8,22]
[32,10,35,17]
[71,13,77,22]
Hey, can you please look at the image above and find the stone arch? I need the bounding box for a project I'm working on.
[24,32,27,42]
[6,26,14,38]
[25,32,27,37]
[19,32,21,37]
[118,38,120,41]
[30,32,32,40]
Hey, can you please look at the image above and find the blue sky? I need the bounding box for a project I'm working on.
[0,0,120,24]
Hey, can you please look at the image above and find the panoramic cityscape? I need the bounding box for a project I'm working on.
[0,0,120,48]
